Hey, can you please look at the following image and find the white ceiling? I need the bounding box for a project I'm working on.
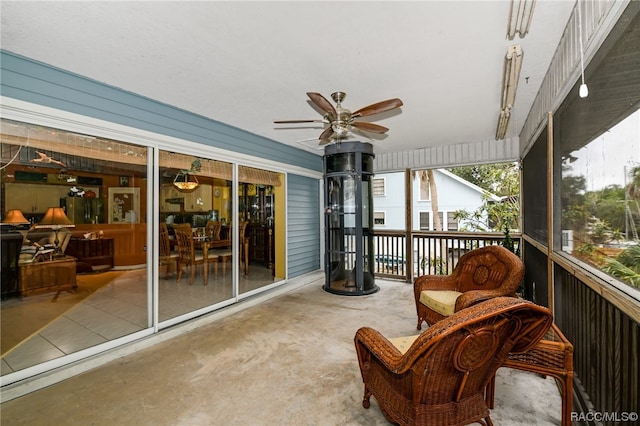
[0,1,576,156]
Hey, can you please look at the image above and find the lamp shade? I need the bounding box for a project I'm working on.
[173,170,199,191]
[36,207,74,229]
[2,209,30,225]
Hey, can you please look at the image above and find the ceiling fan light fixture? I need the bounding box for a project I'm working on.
[173,170,199,191]
[275,91,403,145]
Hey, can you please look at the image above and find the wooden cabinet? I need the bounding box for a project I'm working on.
[161,184,212,212]
[247,224,274,267]
[184,185,212,211]
[18,256,77,296]
[67,237,114,271]
[4,183,68,213]
[1,233,23,299]
[160,186,183,212]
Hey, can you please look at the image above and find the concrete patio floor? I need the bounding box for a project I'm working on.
[0,277,562,425]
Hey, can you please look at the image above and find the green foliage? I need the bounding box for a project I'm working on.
[501,226,523,294]
[615,245,640,270]
[590,219,612,244]
[585,185,626,232]
[449,162,521,233]
[453,191,520,232]
[576,242,596,256]
[501,226,521,257]
[602,257,640,288]
[420,256,446,275]
[449,163,519,196]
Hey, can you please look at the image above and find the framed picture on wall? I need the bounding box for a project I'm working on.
[108,187,140,223]
[119,176,129,187]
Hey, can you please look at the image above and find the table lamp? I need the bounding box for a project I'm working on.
[2,209,30,226]
[36,207,75,257]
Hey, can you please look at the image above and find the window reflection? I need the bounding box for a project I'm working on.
[560,109,640,291]
[1,119,150,374]
[158,151,235,320]
[238,166,285,294]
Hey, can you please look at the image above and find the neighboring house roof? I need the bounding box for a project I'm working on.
[435,169,502,202]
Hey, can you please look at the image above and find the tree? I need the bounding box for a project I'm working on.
[413,169,442,230]
[449,162,520,232]
[450,163,519,196]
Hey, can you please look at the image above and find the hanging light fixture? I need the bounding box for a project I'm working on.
[173,158,202,191]
[496,44,524,140]
[506,0,536,40]
[577,0,589,98]
[173,170,199,191]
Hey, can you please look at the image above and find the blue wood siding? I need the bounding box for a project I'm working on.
[287,175,321,277]
[0,51,322,172]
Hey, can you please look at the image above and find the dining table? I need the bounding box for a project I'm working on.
[191,226,249,277]
[193,236,232,280]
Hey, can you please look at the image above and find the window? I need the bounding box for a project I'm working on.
[419,211,430,230]
[434,211,459,231]
[372,178,385,197]
[559,109,640,292]
[373,211,386,225]
[0,118,150,374]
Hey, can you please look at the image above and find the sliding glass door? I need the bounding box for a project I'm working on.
[157,151,234,322]
[1,119,150,374]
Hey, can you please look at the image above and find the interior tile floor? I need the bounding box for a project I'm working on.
[0,276,563,425]
[1,263,277,374]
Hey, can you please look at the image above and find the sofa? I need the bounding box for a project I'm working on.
[18,227,72,263]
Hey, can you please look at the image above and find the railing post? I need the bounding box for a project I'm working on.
[405,168,413,283]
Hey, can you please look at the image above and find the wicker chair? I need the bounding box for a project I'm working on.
[354,297,553,426]
[414,245,524,330]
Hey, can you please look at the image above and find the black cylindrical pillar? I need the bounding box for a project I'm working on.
[323,141,379,295]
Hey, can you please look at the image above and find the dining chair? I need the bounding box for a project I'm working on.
[173,223,218,285]
[209,220,249,278]
[159,223,179,279]
[205,220,222,240]
[239,220,249,275]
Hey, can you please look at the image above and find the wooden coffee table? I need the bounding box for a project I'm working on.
[18,256,77,297]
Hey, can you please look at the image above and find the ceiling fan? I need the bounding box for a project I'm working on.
[274,92,403,145]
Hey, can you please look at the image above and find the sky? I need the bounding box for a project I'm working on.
[566,109,640,192]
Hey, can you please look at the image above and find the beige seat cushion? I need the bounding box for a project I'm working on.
[388,334,420,354]
[419,290,462,317]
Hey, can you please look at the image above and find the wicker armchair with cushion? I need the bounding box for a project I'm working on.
[414,245,524,330]
[354,297,553,426]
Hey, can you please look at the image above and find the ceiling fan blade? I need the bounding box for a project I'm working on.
[352,98,403,118]
[274,119,324,124]
[351,121,389,134]
[318,127,335,143]
[307,92,337,115]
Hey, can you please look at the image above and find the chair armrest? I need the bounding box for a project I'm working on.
[354,327,408,373]
[455,289,516,311]
[413,274,457,302]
